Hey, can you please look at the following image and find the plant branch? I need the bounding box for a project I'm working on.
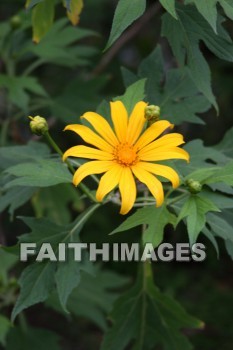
[91,2,161,76]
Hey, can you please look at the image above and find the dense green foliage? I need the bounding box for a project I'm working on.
[0,0,233,349]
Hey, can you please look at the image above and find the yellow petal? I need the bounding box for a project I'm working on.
[137,162,180,188]
[63,145,113,161]
[119,167,136,215]
[73,160,113,186]
[126,101,147,145]
[96,164,123,201]
[139,133,184,155]
[132,165,164,207]
[135,120,173,150]
[139,147,190,162]
[64,124,113,152]
[110,101,128,142]
[81,112,119,146]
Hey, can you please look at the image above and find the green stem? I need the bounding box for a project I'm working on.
[22,58,45,76]
[70,203,100,236]
[0,118,10,146]
[133,202,155,207]
[18,313,28,334]
[44,131,97,203]
[44,131,64,158]
[1,55,15,145]
[135,196,155,202]
[167,192,188,206]
[138,260,148,348]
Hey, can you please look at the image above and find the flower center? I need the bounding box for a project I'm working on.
[114,143,138,166]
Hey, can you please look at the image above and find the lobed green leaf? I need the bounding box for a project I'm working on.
[101,265,202,350]
[4,160,72,188]
[105,0,146,50]
[176,194,220,245]
[159,0,177,19]
[111,206,176,248]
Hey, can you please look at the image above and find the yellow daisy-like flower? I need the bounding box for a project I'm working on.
[63,101,189,215]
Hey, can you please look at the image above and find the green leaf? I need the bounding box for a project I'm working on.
[0,250,17,282]
[105,0,146,50]
[48,266,129,330]
[159,0,177,19]
[12,204,99,320]
[96,99,111,124]
[225,239,233,259]
[25,0,45,9]
[162,4,233,110]
[185,167,219,184]
[122,46,211,125]
[101,265,202,350]
[0,315,11,346]
[32,0,55,43]
[159,68,210,125]
[30,18,97,67]
[4,159,72,188]
[121,67,138,87]
[51,76,107,122]
[176,194,220,244]
[0,75,47,111]
[209,182,233,195]
[202,227,219,258]
[214,126,233,158]
[200,189,233,209]
[55,254,82,313]
[12,262,56,322]
[54,205,99,312]
[186,0,233,33]
[207,212,233,242]
[31,184,83,225]
[206,210,233,258]
[186,0,218,33]
[0,143,55,216]
[0,142,50,169]
[220,0,233,20]
[6,326,61,350]
[177,139,228,177]
[114,79,146,114]
[55,257,82,312]
[205,161,233,186]
[111,206,176,248]
[0,187,37,217]
[0,22,11,53]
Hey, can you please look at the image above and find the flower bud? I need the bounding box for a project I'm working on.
[29,116,48,136]
[186,179,202,194]
[144,105,160,124]
[10,15,22,29]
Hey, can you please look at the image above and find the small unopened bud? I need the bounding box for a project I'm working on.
[29,116,48,136]
[10,15,22,29]
[186,179,202,194]
[144,105,160,124]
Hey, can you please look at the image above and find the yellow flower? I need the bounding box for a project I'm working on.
[63,101,189,214]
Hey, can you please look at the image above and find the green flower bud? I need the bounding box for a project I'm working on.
[29,116,48,136]
[10,15,22,29]
[186,179,202,194]
[144,105,160,124]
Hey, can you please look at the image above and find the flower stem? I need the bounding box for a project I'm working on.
[44,131,97,203]
[167,192,188,206]
[19,312,28,334]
